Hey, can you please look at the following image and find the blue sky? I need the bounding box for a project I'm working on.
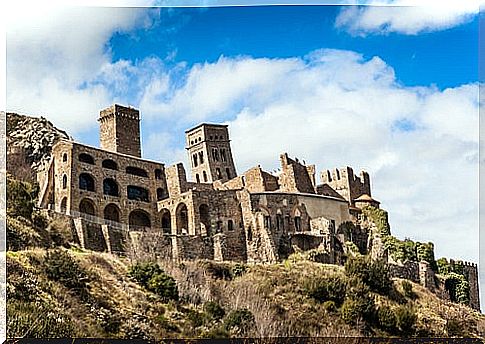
[6,4,480,277]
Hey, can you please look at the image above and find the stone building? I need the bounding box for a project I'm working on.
[35,104,480,311]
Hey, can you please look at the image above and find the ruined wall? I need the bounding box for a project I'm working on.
[459,262,480,311]
[320,166,371,203]
[278,154,315,194]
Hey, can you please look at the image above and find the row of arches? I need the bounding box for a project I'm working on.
[75,173,165,202]
[76,153,163,179]
[77,198,151,228]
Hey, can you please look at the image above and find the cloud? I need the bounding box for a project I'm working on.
[137,49,478,263]
[335,1,479,36]
[6,6,157,131]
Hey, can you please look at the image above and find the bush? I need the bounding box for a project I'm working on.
[446,319,464,337]
[377,305,397,333]
[204,301,225,321]
[322,301,337,313]
[395,305,417,335]
[128,262,178,302]
[304,275,347,307]
[7,175,38,219]
[231,263,247,278]
[223,309,255,335]
[128,262,164,287]
[44,249,86,290]
[362,206,391,236]
[147,272,179,302]
[402,280,414,298]
[340,279,375,325]
[344,256,392,294]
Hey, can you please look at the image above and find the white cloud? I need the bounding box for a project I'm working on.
[6,6,157,131]
[335,1,479,36]
[138,49,478,263]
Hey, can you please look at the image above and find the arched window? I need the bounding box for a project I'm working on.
[276,210,283,231]
[60,197,67,213]
[126,166,148,178]
[198,151,204,164]
[78,153,95,165]
[79,198,96,216]
[193,154,198,167]
[221,149,227,162]
[203,171,208,182]
[327,170,332,182]
[294,208,302,232]
[196,174,200,183]
[336,168,340,180]
[62,153,68,162]
[228,219,234,231]
[103,178,119,197]
[176,203,189,235]
[129,209,151,230]
[102,159,118,170]
[104,203,120,223]
[199,204,210,235]
[62,174,67,189]
[226,168,231,179]
[79,173,95,191]
[216,168,222,180]
[212,148,219,161]
[127,185,150,202]
[155,169,162,180]
[156,188,165,201]
[247,226,253,241]
[161,209,171,234]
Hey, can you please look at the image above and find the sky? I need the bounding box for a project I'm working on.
[4,1,481,280]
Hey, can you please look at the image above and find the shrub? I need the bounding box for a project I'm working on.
[32,211,48,230]
[402,280,414,298]
[340,279,375,325]
[44,249,86,290]
[305,275,347,307]
[128,262,164,287]
[223,309,255,335]
[128,262,179,302]
[6,175,38,219]
[231,263,247,278]
[395,305,417,336]
[187,309,205,327]
[322,301,337,313]
[446,319,464,337]
[344,256,392,294]
[362,206,391,236]
[199,261,233,280]
[377,305,397,333]
[416,242,437,271]
[204,301,225,321]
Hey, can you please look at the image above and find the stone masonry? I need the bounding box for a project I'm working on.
[35,104,480,311]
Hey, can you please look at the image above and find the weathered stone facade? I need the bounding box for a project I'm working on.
[35,104,480,311]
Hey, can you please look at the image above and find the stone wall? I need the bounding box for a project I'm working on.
[320,166,371,203]
[458,261,480,311]
[99,104,141,158]
[278,153,315,194]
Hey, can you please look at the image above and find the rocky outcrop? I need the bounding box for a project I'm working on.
[6,112,71,173]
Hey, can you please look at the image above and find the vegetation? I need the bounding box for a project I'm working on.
[128,262,178,302]
[344,255,393,294]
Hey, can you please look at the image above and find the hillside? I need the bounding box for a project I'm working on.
[5,113,485,339]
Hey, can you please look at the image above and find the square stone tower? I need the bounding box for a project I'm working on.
[99,104,141,158]
[185,123,237,183]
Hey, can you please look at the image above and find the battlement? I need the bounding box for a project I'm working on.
[320,166,370,204]
[449,259,478,268]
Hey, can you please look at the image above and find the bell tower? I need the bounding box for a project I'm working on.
[99,104,141,158]
[185,123,237,183]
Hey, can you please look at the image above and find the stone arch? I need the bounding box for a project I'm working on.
[104,203,120,223]
[199,204,210,235]
[293,207,302,232]
[175,203,189,235]
[62,153,68,162]
[103,178,119,197]
[78,153,95,165]
[160,209,171,234]
[102,159,118,170]
[129,209,151,230]
[79,173,95,192]
[79,198,96,216]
